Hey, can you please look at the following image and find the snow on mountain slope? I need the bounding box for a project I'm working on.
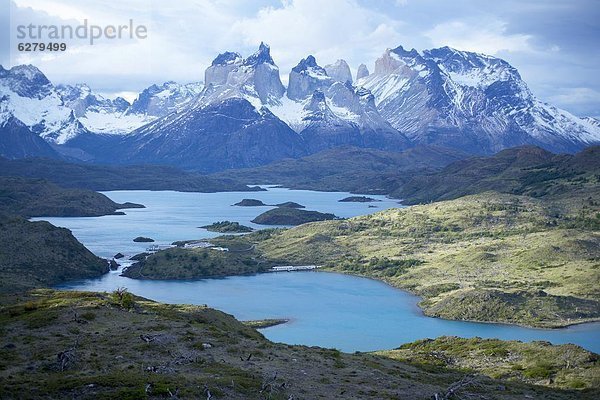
[57,83,143,135]
[0,65,87,144]
[273,55,406,151]
[127,81,203,117]
[111,97,306,172]
[57,80,203,135]
[357,46,600,154]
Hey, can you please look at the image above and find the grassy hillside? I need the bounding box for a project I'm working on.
[379,337,600,390]
[0,157,257,192]
[0,216,108,295]
[213,145,467,194]
[396,146,600,204]
[254,192,600,328]
[0,289,596,399]
[0,176,143,217]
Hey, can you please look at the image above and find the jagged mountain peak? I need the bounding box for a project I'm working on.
[202,43,284,106]
[127,80,203,116]
[211,51,242,66]
[287,55,331,101]
[0,64,52,98]
[0,64,87,143]
[243,42,276,66]
[3,64,49,83]
[292,55,326,74]
[390,45,421,59]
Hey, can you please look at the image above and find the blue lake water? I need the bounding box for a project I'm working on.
[37,187,401,258]
[40,188,600,353]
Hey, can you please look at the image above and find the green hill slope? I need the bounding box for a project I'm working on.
[255,192,600,328]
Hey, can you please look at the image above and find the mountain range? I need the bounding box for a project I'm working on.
[1,43,599,171]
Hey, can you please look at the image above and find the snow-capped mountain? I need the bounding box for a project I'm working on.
[0,65,88,144]
[0,64,204,143]
[273,55,406,152]
[357,46,600,153]
[127,81,203,117]
[57,81,203,135]
[56,83,141,135]
[200,42,285,107]
[2,42,599,170]
[57,84,129,118]
[286,55,333,101]
[106,97,306,172]
[582,116,600,129]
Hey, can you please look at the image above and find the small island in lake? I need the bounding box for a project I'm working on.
[233,198,267,206]
[252,208,337,225]
[200,221,254,233]
[339,196,381,203]
[133,236,155,243]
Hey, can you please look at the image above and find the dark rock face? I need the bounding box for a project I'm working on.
[116,98,307,172]
[205,52,242,87]
[0,117,61,159]
[299,89,409,154]
[109,259,120,270]
[299,89,362,153]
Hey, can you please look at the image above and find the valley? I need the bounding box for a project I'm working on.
[0,149,599,398]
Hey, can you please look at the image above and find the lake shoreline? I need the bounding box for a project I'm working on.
[41,187,600,354]
[319,268,600,330]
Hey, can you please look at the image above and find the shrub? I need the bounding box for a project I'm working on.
[111,287,135,310]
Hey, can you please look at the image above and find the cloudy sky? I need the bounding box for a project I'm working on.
[1,0,599,116]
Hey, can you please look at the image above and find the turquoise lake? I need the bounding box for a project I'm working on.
[40,187,600,353]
